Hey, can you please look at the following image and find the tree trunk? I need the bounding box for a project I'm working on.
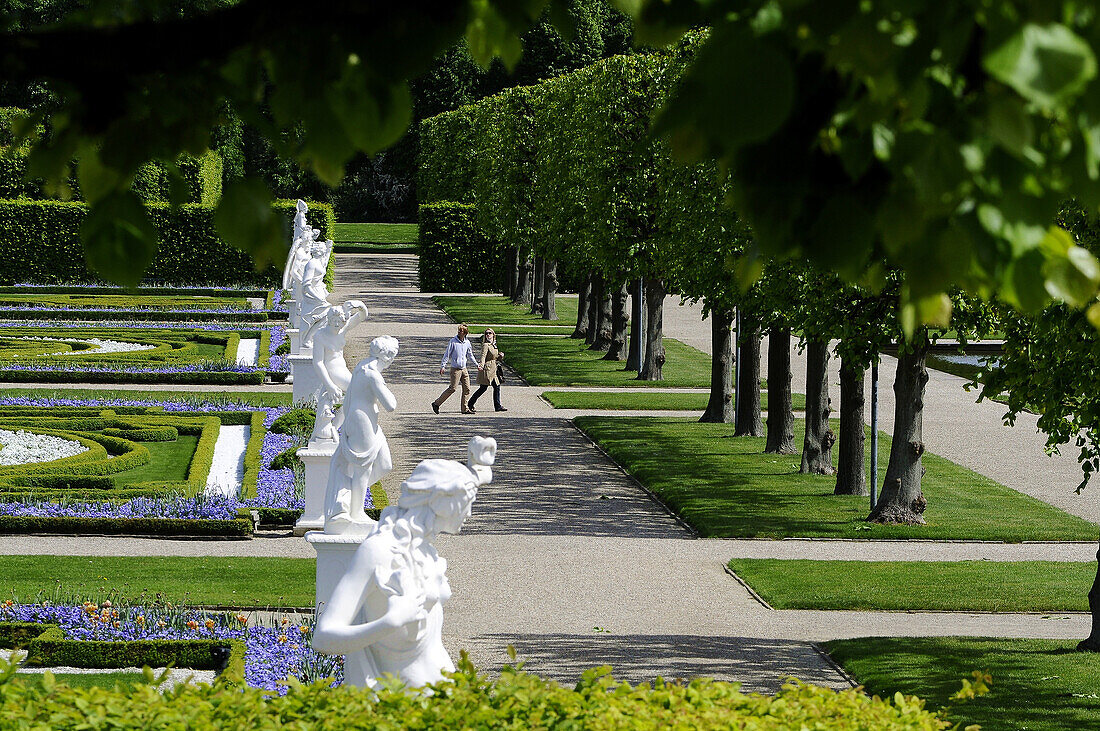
[572,273,592,340]
[834,355,867,496]
[603,281,629,361]
[515,249,534,306]
[1078,537,1100,652]
[765,328,796,454]
[800,339,835,474]
[542,259,558,321]
[585,273,601,346]
[638,276,665,381]
[530,256,545,315]
[507,247,519,299]
[626,278,644,371]
[868,340,930,524]
[700,306,734,423]
[734,321,763,436]
[591,281,614,353]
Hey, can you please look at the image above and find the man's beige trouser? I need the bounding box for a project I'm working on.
[434,367,471,412]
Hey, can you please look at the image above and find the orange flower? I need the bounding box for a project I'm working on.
[186,620,199,630]
[278,635,288,644]
[204,619,215,630]
[236,614,247,625]
[135,615,145,625]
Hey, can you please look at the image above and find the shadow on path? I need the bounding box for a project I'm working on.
[457,633,845,693]
[386,414,690,538]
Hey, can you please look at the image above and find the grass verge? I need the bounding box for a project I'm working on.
[434,295,580,327]
[727,559,1095,611]
[542,390,807,411]
[502,337,711,388]
[574,416,1096,540]
[0,556,314,607]
[333,222,418,244]
[825,637,1100,731]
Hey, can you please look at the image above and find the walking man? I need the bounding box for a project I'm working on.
[432,324,481,414]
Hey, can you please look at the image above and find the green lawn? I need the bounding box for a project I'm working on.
[491,326,575,336]
[112,436,198,485]
[574,417,1097,540]
[1,556,314,607]
[501,337,711,388]
[333,222,418,244]
[825,638,1100,731]
[0,389,292,407]
[728,559,1096,611]
[334,243,418,254]
[542,390,807,411]
[13,673,148,692]
[434,295,580,327]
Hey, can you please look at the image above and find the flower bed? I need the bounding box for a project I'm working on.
[0,600,336,693]
[0,287,287,323]
[0,324,286,384]
[0,397,302,535]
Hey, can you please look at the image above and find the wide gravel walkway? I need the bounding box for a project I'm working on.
[4,252,1098,693]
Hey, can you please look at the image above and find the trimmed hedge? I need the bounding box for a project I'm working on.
[0,370,266,385]
[1,623,245,685]
[0,199,333,286]
[0,657,955,728]
[101,427,179,442]
[418,203,505,293]
[0,148,221,204]
[0,516,253,537]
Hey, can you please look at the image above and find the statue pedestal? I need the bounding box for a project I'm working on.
[286,298,299,325]
[304,531,366,614]
[287,327,302,356]
[293,441,336,536]
[289,351,318,404]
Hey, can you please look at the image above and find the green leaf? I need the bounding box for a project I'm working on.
[467,1,525,69]
[654,23,794,159]
[983,23,1097,110]
[1008,248,1050,312]
[76,147,127,204]
[79,191,159,287]
[215,178,286,270]
[1044,243,1100,306]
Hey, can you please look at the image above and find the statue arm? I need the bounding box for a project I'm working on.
[312,550,426,654]
[370,372,398,412]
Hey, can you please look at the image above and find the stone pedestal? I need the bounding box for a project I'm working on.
[289,351,318,404]
[286,298,299,325]
[304,531,366,613]
[293,441,336,536]
[287,327,302,356]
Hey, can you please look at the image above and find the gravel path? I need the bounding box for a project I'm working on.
[5,252,1098,693]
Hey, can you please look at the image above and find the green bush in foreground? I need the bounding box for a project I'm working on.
[0,657,957,730]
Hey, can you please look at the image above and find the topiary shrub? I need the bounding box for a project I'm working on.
[269,408,315,437]
[417,202,505,293]
[269,447,302,471]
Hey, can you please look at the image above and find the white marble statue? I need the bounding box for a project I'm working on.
[304,300,369,400]
[299,237,335,343]
[323,336,399,534]
[293,199,309,240]
[310,389,340,445]
[283,228,313,294]
[313,435,497,689]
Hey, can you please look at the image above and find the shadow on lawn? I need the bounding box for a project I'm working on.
[386,414,691,538]
[459,632,846,694]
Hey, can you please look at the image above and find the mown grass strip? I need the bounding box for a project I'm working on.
[333,222,418,244]
[727,559,1095,612]
[542,390,807,411]
[0,556,315,607]
[575,416,1096,541]
[502,337,711,388]
[825,637,1100,731]
[434,295,580,327]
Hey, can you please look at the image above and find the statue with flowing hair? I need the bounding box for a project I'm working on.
[305,300,369,402]
[312,436,497,689]
[323,335,398,534]
[298,237,334,342]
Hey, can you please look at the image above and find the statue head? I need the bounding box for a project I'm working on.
[369,336,399,370]
[297,199,308,214]
[398,437,495,535]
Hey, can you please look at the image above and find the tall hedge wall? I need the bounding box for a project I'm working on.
[0,199,333,286]
[418,202,505,292]
[0,148,222,204]
[418,33,717,290]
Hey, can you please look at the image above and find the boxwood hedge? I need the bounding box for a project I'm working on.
[0,654,955,729]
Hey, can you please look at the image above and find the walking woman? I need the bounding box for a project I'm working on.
[468,329,506,413]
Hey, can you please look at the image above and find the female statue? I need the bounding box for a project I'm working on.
[298,238,334,341]
[323,335,399,534]
[305,300,369,400]
[313,436,497,689]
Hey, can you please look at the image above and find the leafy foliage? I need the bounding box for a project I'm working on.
[417,202,505,292]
